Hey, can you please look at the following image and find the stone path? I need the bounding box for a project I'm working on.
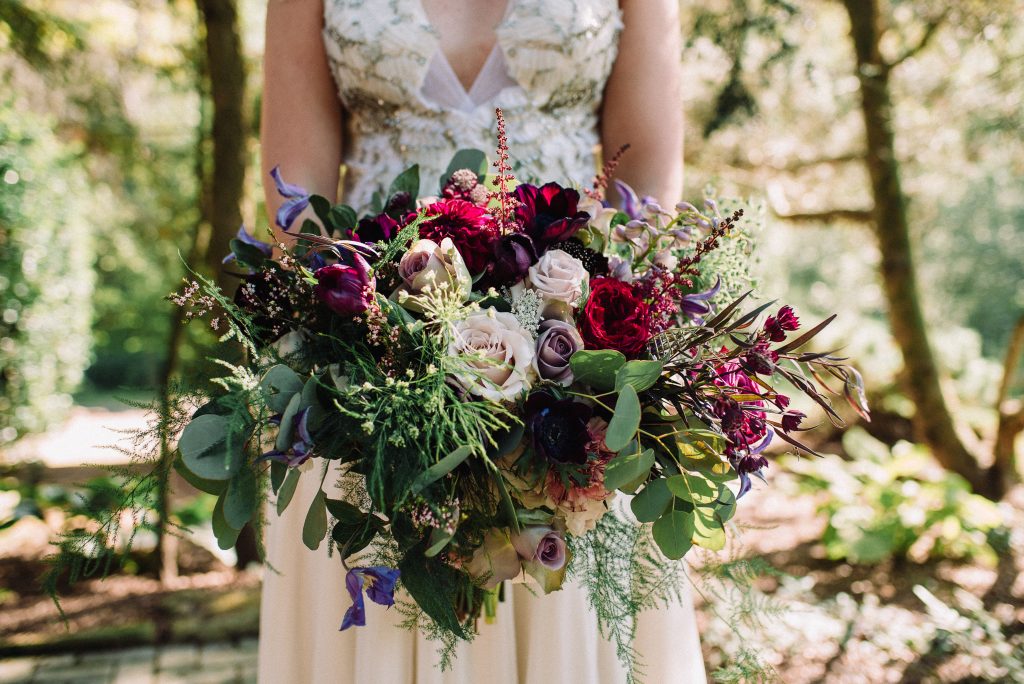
[0,640,257,684]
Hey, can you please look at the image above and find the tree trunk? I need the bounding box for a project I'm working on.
[840,0,1003,499]
[196,0,246,294]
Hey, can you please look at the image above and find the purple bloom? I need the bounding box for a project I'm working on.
[260,408,313,467]
[270,166,310,230]
[222,224,274,266]
[513,183,590,249]
[340,566,401,630]
[613,180,657,221]
[680,277,721,322]
[781,410,806,432]
[764,306,800,342]
[314,254,375,316]
[524,392,594,466]
[484,233,538,287]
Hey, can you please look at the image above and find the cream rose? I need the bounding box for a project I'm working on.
[449,309,535,401]
[394,238,471,309]
[525,249,589,307]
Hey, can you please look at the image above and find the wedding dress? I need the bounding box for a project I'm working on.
[258,1,707,681]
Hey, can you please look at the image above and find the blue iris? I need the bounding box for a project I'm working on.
[340,566,401,630]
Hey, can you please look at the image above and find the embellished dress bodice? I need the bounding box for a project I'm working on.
[322,0,623,210]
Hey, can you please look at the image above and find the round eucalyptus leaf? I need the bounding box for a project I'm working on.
[260,365,303,413]
[615,360,664,393]
[224,467,258,530]
[605,385,641,452]
[212,494,242,550]
[652,509,695,560]
[631,478,673,523]
[178,414,240,481]
[275,393,302,452]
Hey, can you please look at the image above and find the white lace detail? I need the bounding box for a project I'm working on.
[322,0,623,211]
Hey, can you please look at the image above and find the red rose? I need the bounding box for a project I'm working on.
[577,277,651,358]
[419,199,498,276]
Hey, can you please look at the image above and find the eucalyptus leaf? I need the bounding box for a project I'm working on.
[178,414,241,481]
[224,467,258,530]
[410,446,473,495]
[666,473,718,505]
[388,164,420,200]
[308,194,332,227]
[229,238,268,271]
[603,447,654,492]
[260,365,303,413]
[716,485,737,522]
[692,508,727,550]
[652,509,695,560]
[631,478,673,523]
[212,494,242,550]
[441,149,489,187]
[569,350,627,392]
[302,489,328,550]
[329,204,358,232]
[270,460,286,495]
[425,528,454,557]
[173,454,227,495]
[614,360,663,393]
[275,393,302,452]
[276,468,300,516]
[605,385,641,452]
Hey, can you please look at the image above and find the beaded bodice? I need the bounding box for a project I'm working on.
[322,0,622,211]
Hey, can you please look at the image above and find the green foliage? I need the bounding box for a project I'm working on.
[0,101,94,444]
[792,428,1007,564]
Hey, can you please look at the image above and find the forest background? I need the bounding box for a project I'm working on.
[0,1,1022,682]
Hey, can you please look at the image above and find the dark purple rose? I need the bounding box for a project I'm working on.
[314,254,375,316]
[352,212,404,244]
[513,182,590,249]
[533,320,584,386]
[525,392,594,465]
[484,233,538,287]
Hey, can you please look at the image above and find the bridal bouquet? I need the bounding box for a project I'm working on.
[172,113,868,662]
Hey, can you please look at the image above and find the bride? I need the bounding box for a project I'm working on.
[258,0,705,681]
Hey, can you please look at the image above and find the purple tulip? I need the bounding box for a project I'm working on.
[533,320,583,386]
[340,566,400,630]
[314,254,375,316]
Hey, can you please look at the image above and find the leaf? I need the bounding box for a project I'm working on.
[410,446,473,495]
[270,460,286,495]
[308,194,333,227]
[173,454,227,495]
[715,485,737,523]
[614,360,663,393]
[775,314,837,354]
[324,497,364,522]
[260,365,303,413]
[212,494,242,550]
[604,385,641,452]
[441,149,488,188]
[666,473,718,505]
[275,393,302,452]
[398,541,466,639]
[604,447,655,492]
[224,467,258,530]
[388,164,421,199]
[329,204,358,232]
[330,506,379,559]
[425,528,453,558]
[178,414,241,481]
[569,350,627,392]
[652,509,695,560]
[302,489,328,551]
[631,478,673,523]
[229,238,268,271]
[276,467,300,516]
[692,508,726,551]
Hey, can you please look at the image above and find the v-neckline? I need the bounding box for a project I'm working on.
[414,0,516,98]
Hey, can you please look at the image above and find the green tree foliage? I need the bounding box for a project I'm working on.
[0,103,94,444]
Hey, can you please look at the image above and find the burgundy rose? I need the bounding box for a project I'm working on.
[419,199,498,276]
[513,182,590,249]
[577,277,652,358]
[314,255,375,316]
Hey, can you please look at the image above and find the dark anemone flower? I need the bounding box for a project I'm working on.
[524,392,594,466]
[513,182,591,249]
[764,305,801,342]
[482,232,538,288]
[260,408,314,467]
[270,166,310,231]
[222,224,273,268]
[679,277,721,323]
[340,566,400,630]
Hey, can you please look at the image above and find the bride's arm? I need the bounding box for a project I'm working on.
[263,0,343,242]
[599,0,683,205]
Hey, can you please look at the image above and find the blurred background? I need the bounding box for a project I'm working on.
[0,1,1021,682]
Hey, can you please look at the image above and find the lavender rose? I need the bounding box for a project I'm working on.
[448,309,535,401]
[510,525,570,593]
[394,237,471,310]
[533,319,584,386]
